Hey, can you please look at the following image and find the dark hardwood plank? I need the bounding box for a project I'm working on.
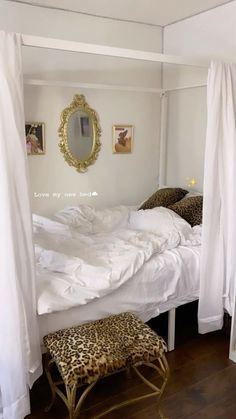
[188,390,236,419]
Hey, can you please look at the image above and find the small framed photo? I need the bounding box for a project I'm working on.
[113,125,133,153]
[25,122,45,155]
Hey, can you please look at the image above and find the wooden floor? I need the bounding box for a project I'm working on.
[27,304,236,419]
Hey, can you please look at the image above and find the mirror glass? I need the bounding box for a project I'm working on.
[59,94,101,173]
[67,111,93,161]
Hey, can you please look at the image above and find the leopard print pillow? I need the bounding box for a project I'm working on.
[168,196,203,226]
[139,187,188,210]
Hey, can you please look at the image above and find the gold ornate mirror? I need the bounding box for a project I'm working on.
[58,94,101,172]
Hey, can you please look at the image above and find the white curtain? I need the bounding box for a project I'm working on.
[198,61,236,333]
[0,32,42,418]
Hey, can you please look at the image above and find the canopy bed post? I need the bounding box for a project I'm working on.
[159,91,168,187]
[168,308,176,351]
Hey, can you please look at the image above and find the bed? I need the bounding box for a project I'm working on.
[34,189,202,351]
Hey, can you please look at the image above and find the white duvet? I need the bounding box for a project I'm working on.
[34,205,201,314]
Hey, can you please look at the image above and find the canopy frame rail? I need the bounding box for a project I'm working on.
[23,78,163,93]
[21,33,209,68]
[24,78,207,93]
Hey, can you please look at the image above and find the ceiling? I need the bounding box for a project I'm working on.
[9,0,233,26]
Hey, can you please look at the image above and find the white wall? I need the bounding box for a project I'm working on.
[164,1,236,61]
[1,0,163,214]
[164,1,236,88]
[25,85,160,215]
[166,88,206,189]
[163,1,236,191]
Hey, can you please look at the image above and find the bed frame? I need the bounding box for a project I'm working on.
[20,33,236,361]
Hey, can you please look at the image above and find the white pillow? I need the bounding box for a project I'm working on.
[128,206,203,247]
[129,207,191,237]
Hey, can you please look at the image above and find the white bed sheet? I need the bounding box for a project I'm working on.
[38,244,200,342]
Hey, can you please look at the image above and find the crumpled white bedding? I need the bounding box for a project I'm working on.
[34,205,201,315]
[53,204,132,234]
[38,245,201,341]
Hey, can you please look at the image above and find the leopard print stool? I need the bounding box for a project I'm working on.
[43,312,169,419]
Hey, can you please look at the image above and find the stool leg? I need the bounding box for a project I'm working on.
[132,355,169,419]
[157,355,170,419]
[44,352,56,412]
[158,409,168,419]
[65,384,77,419]
[44,351,97,419]
[72,381,97,418]
[93,356,169,419]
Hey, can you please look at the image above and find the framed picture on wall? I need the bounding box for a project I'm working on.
[25,122,45,155]
[112,125,133,153]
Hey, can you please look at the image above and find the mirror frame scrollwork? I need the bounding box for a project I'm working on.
[58,94,101,173]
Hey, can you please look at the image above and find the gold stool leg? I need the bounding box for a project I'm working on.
[44,352,57,412]
[44,351,98,419]
[133,354,169,419]
[65,385,77,419]
[157,354,170,419]
[60,381,98,419]
[93,354,169,419]
[71,381,97,419]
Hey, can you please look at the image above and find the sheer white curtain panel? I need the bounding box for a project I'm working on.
[0,31,42,419]
[198,61,236,333]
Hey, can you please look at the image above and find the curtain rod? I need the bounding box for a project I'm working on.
[24,78,207,93]
[21,34,209,68]
[164,83,207,92]
[24,78,162,93]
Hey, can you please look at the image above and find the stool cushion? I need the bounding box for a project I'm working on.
[43,312,167,388]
